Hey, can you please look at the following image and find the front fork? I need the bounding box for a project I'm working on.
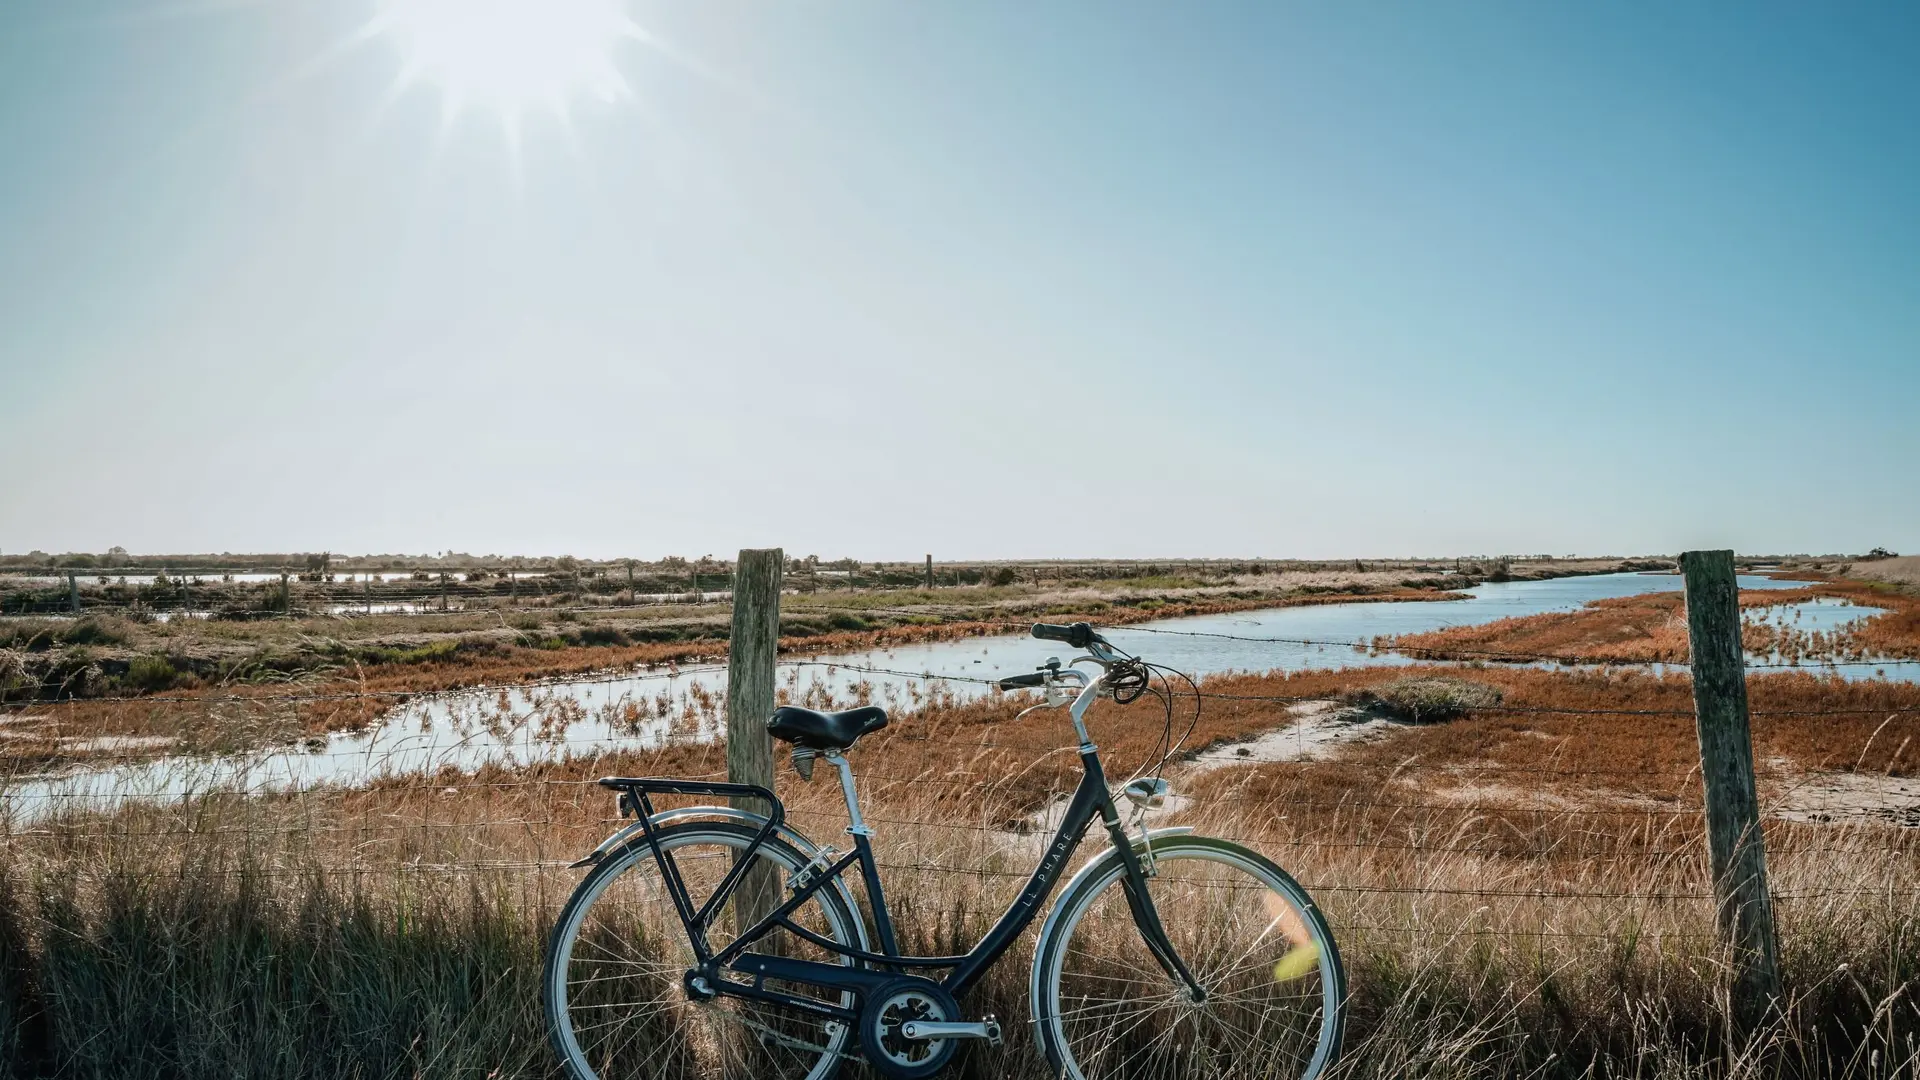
[1100,805,1206,1002]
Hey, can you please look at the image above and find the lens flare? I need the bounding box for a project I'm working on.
[1263,890,1321,980]
[376,0,636,116]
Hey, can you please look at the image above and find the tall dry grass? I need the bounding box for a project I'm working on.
[4,666,1920,1078]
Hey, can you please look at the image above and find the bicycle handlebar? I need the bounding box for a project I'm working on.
[994,671,1049,691]
[1031,622,1097,648]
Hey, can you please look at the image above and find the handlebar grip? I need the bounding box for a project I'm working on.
[1031,622,1096,648]
[994,671,1048,690]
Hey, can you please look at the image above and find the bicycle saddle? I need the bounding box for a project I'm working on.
[766,705,888,751]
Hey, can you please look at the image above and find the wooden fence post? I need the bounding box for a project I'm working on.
[1681,549,1782,1034]
[440,572,449,613]
[279,571,290,615]
[925,554,933,590]
[68,573,80,614]
[727,547,783,928]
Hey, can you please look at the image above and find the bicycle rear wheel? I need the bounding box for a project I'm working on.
[543,820,862,1080]
[1033,836,1344,1080]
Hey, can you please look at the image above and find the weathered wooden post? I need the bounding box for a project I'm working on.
[1681,549,1782,1035]
[440,572,449,613]
[279,571,290,615]
[727,547,783,928]
[925,554,934,589]
[365,577,373,616]
[68,572,80,614]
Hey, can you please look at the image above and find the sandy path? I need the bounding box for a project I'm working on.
[1769,769,1920,827]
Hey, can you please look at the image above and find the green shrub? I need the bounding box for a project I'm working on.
[0,649,28,698]
[577,626,628,647]
[827,613,870,632]
[1343,676,1502,722]
[357,640,461,666]
[124,655,182,692]
[59,618,130,648]
[0,621,58,651]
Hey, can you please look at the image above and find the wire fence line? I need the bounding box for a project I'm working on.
[8,835,1897,906]
[0,811,1775,864]
[3,621,1916,949]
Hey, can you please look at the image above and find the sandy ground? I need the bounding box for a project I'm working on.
[1769,767,1920,827]
[1185,701,1401,769]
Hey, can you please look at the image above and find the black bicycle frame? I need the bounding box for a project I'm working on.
[598,745,1201,1018]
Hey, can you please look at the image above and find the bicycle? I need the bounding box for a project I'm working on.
[544,621,1345,1079]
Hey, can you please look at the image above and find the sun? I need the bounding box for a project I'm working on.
[373,0,638,118]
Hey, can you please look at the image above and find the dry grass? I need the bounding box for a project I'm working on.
[4,662,1920,1077]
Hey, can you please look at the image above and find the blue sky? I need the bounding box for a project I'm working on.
[2,1,1914,560]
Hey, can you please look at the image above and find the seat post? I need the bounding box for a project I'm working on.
[821,750,872,837]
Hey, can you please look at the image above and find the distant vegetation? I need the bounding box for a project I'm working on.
[1342,674,1504,722]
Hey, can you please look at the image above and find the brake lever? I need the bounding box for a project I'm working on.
[1009,665,1086,720]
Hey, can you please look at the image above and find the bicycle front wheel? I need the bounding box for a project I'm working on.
[1033,836,1344,1080]
[543,820,862,1080]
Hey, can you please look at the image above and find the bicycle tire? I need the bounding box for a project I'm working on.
[1032,835,1345,1080]
[544,819,863,1080]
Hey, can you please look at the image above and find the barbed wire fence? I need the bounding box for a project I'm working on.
[0,696,1913,950]
[0,551,1915,1027]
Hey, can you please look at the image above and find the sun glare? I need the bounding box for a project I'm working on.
[376,0,637,117]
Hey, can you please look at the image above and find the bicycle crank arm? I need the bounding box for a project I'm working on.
[899,1018,1002,1045]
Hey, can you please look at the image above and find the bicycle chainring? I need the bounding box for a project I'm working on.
[857,977,961,1080]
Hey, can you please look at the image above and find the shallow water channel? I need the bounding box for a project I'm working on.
[7,572,1914,815]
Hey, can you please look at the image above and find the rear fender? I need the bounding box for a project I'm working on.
[572,804,828,867]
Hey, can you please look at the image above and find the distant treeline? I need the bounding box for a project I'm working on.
[1,549,1845,578]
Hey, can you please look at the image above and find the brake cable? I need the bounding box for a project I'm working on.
[1107,657,1151,704]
